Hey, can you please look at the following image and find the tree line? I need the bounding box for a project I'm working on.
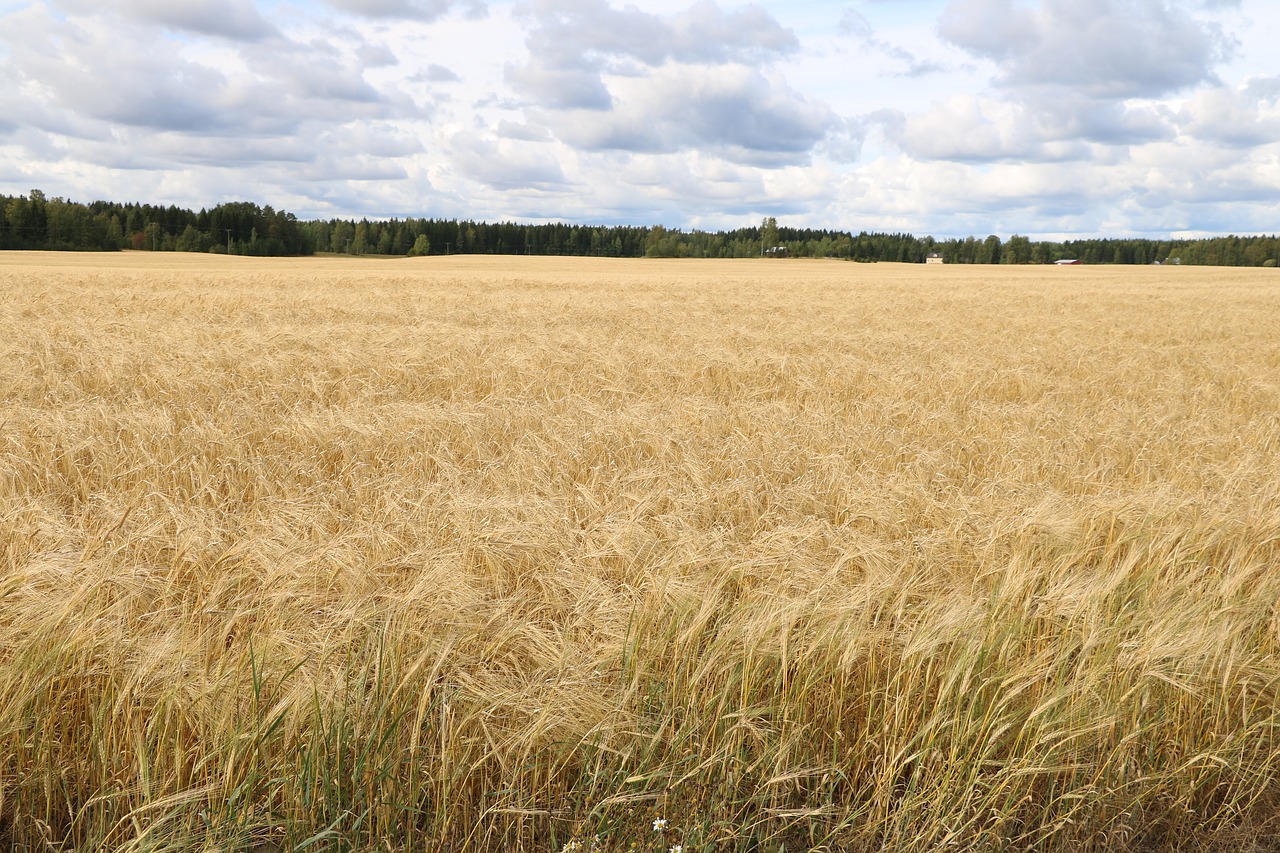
[0,190,311,256]
[2,190,1277,267]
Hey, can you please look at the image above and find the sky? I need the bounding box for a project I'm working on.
[0,0,1277,238]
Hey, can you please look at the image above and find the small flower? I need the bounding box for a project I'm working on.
[652,818,668,832]
[669,846,683,853]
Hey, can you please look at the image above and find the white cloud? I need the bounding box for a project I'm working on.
[0,0,1276,236]
[547,64,838,164]
[939,0,1233,99]
[418,63,462,83]
[504,1,836,166]
[837,7,945,77]
[447,127,569,190]
[52,0,280,40]
[890,95,1035,162]
[1177,76,1280,147]
[5,20,234,133]
[506,0,801,112]
[321,0,486,22]
[506,61,614,110]
[892,0,1237,167]
[515,0,798,71]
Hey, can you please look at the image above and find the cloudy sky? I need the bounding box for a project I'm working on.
[1,0,1276,238]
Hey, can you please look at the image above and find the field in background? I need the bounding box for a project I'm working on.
[2,252,1279,851]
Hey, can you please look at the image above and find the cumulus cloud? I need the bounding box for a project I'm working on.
[825,155,1123,237]
[0,0,425,211]
[506,61,614,111]
[321,0,486,21]
[113,133,317,168]
[317,123,424,159]
[242,39,389,108]
[838,8,945,77]
[614,155,766,210]
[504,0,838,166]
[516,0,798,72]
[1,0,1275,236]
[888,95,1042,162]
[551,150,832,225]
[496,119,552,141]
[883,93,1178,164]
[832,120,1280,238]
[547,64,837,165]
[53,0,280,41]
[1177,76,1280,147]
[1035,97,1174,145]
[887,0,1242,165]
[357,41,400,67]
[0,7,236,133]
[448,128,569,190]
[0,3,401,141]
[506,0,799,110]
[939,0,1233,99]
[1125,137,1280,217]
[419,63,462,83]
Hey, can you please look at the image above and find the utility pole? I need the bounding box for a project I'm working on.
[225,229,233,255]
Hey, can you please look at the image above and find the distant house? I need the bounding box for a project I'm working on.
[925,253,944,264]
[764,246,790,258]
[1055,259,1081,265]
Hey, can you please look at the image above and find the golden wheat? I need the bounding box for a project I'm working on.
[2,251,1279,851]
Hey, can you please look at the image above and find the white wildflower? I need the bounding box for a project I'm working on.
[652,818,668,832]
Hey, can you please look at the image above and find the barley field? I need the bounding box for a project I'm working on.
[2,251,1279,852]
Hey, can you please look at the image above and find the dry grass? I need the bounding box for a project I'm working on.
[2,251,1279,852]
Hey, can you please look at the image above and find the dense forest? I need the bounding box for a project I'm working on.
[2,189,1278,266]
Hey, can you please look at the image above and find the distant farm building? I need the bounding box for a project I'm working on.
[926,253,944,264]
[1055,259,1081,265]
[764,246,790,258]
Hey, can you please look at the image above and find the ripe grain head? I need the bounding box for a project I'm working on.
[2,252,1279,851]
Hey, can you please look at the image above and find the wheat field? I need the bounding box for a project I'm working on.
[2,251,1279,852]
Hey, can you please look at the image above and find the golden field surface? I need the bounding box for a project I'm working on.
[2,251,1279,852]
